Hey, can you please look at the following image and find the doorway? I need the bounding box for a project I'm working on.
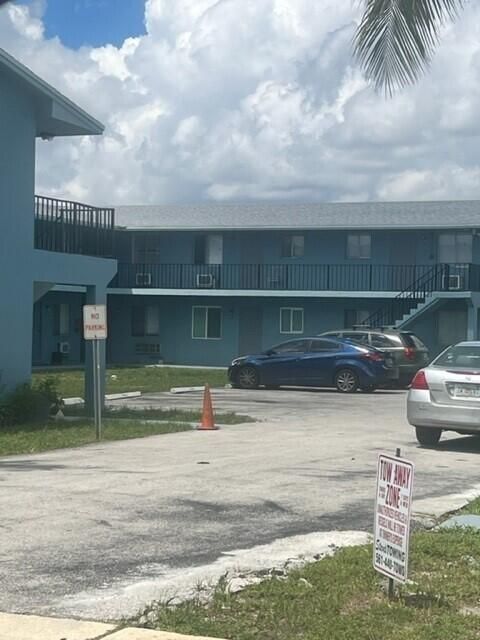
[238,306,263,356]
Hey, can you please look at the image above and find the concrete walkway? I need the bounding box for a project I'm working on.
[0,612,224,640]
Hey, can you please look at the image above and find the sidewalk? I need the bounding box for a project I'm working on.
[0,613,225,640]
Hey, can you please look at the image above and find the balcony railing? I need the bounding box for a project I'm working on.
[111,262,480,292]
[34,195,115,258]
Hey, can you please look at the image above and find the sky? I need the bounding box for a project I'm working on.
[2,0,480,206]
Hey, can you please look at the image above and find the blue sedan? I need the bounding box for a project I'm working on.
[228,337,394,393]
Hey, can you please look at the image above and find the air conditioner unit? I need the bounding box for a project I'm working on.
[59,342,70,355]
[442,274,462,290]
[136,272,152,286]
[196,273,214,288]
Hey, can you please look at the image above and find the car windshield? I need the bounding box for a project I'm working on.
[433,345,480,369]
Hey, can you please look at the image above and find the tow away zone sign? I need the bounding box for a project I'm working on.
[374,454,414,583]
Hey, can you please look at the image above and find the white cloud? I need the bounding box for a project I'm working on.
[2,0,480,204]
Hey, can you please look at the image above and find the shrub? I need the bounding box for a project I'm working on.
[0,378,63,426]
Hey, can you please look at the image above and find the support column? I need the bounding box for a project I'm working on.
[84,285,107,416]
[467,294,480,342]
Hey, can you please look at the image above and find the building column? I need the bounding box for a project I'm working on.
[467,294,480,342]
[84,285,107,416]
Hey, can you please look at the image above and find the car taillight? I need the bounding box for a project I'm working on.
[404,347,416,361]
[362,351,384,362]
[411,370,429,390]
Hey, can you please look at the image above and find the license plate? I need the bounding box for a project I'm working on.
[448,384,480,398]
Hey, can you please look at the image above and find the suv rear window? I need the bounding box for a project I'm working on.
[371,334,398,348]
[401,333,427,350]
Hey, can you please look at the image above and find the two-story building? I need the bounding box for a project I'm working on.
[0,48,116,404]
[33,201,480,368]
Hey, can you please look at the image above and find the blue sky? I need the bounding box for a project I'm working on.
[35,0,146,49]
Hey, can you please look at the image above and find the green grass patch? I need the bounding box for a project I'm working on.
[459,497,480,516]
[64,405,255,425]
[137,529,480,640]
[0,419,191,457]
[32,366,228,399]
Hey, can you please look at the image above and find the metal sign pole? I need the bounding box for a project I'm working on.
[96,338,102,440]
[93,339,99,440]
[388,446,402,601]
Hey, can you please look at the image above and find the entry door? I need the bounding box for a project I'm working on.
[238,307,263,356]
[391,233,417,290]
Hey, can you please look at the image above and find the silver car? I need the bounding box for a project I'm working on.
[408,341,480,446]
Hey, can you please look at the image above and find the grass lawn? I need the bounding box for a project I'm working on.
[65,406,255,425]
[32,366,228,399]
[137,525,480,639]
[0,419,191,457]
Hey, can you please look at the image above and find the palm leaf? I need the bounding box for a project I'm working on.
[354,0,466,94]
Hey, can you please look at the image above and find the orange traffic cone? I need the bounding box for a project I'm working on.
[197,383,219,431]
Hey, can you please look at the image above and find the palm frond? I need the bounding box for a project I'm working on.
[354,0,465,95]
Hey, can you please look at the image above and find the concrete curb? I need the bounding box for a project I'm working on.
[0,613,225,640]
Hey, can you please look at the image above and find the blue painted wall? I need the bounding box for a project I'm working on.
[118,228,480,268]
[0,71,36,389]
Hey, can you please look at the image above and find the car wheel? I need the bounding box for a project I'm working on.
[335,369,359,393]
[415,426,442,447]
[237,366,260,390]
[360,385,377,393]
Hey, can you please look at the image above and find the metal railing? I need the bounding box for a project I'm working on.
[361,263,480,328]
[34,195,115,257]
[111,262,479,292]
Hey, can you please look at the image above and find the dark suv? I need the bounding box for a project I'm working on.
[319,329,429,387]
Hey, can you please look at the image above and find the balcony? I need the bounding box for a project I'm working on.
[111,263,480,292]
[34,195,115,258]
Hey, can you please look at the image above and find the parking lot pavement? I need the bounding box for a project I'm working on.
[2,388,480,621]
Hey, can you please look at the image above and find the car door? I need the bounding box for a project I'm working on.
[260,339,311,384]
[294,339,342,385]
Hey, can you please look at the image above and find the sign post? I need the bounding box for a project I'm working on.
[83,305,108,440]
[374,448,414,597]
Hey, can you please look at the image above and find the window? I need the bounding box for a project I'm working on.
[280,307,304,334]
[370,333,395,348]
[53,303,69,336]
[344,309,370,328]
[131,305,159,337]
[343,331,369,345]
[309,339,339,352]
[192,306,222,339]
[194,235,223,264]
[438,233,472,263]
[347,234,371,259]
[281,235,304,258]
[272,339,309,353]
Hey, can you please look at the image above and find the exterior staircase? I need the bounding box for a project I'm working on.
[361,264,448,330]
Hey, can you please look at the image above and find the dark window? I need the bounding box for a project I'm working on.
[272,340,309,354]
[131,305,159,337]
[310,339,339,352]
[194,236,206,264]
[371,334,396,348]
[343,332,369,344]
[53,303,69,336]
[131,306,145,337]
[347,234,371,259]
[281,235,304,258]
[401,333,427,350]
[434,345,480,369]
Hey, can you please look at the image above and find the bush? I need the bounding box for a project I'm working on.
[0,378,63,426]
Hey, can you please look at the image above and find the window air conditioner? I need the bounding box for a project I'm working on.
[59,342,70,355]
[442,274,462,290]
[135,272,152,286]
[196,273,215,288]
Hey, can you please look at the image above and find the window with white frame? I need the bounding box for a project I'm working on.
[438,233,472,263]
[281,234,304,258]
[347,233,371,259]
[280,307,304,334]
[192,306,222,339]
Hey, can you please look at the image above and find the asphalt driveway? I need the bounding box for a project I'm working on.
[1,387,480,620]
